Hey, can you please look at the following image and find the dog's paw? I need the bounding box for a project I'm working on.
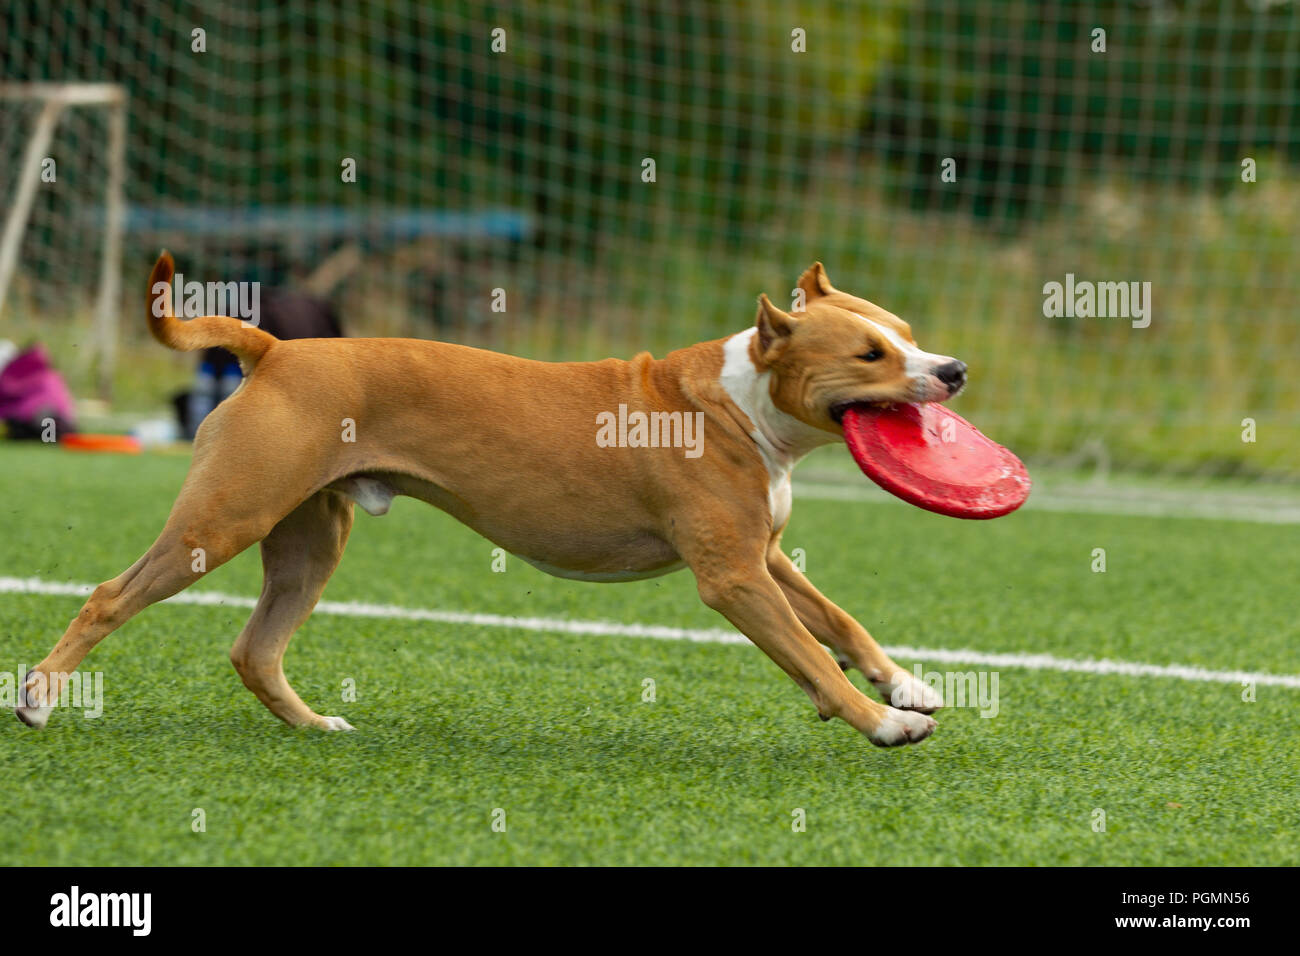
[14,670,53,729]
[875,670,943,713]
[869,706,936,747]
[316,715,355,732]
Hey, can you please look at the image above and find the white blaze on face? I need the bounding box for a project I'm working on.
[852,312,954,398]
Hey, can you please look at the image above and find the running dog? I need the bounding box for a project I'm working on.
[17,254,966,746]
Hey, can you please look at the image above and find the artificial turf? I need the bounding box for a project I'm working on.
[1,442,1296,865]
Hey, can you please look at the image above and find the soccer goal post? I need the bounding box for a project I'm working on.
[0,82,127,400]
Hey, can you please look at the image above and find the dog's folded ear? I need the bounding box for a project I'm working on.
[796,261,836,304]
[755,293,798,358]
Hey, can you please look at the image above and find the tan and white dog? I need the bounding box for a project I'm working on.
[17,254,967,746]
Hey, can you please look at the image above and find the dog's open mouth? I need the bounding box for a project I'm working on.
[830,400,894,425]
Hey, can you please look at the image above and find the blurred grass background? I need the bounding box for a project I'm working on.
[2,0,1298,478]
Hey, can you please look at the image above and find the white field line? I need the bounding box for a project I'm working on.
[3,575,1298,690]
[792,480,1300,524]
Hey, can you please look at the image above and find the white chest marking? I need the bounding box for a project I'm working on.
[718,328,835,527]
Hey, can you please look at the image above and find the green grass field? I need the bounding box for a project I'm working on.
[2,442,1297,865]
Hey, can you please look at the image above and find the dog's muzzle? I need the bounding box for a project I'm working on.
[933,360,967,396]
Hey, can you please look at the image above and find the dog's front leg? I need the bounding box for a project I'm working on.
[766,542,942,714]
[680,532,934,747]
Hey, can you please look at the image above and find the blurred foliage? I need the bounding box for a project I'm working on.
[3,0,909,247]
[8,0,1297,232]
[866,0,1300,220]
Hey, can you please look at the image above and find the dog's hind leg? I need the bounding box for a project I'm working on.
[229,489,355,730]
[16,480,292,729]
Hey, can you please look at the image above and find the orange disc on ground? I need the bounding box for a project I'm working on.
[60,433,143,454]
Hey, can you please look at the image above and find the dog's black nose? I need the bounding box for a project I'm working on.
[934,360,967,393]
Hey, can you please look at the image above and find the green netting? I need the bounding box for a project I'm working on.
[2,0,1297,476]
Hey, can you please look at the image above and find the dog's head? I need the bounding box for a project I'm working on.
[753,262,966,434]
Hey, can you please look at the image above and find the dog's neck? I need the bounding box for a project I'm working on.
[717,327,838,475]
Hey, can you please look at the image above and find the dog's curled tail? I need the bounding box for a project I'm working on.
[146,251,276,371]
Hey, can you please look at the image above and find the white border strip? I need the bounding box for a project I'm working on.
[4,575,1297,690]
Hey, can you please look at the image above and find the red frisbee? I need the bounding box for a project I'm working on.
[841,403,1030,519]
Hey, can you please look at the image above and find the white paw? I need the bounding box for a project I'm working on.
[318,715,355,731]
[876,670,943,713]
[14,703,52,729]
[14,670,53,729]
[870,706,936,747]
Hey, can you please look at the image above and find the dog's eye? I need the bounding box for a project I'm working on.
[858,349,883,362]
